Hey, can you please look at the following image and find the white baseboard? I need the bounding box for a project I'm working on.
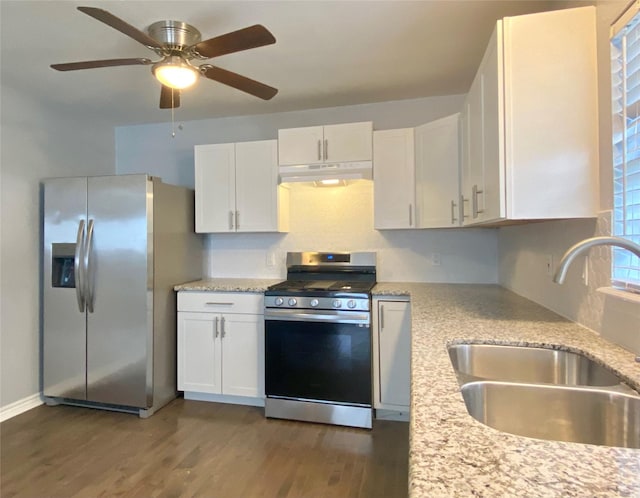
[0,393,43,423]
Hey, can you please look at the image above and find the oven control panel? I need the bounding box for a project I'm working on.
[265,295,370,311]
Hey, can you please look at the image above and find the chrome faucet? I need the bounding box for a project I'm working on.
[553,236,640,284]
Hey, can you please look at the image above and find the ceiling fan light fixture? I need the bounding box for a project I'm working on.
[153,56,199,89]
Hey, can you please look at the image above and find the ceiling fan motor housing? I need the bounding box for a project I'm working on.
[147,20,201,52]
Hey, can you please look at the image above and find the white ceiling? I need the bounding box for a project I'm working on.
[1,0,575,127]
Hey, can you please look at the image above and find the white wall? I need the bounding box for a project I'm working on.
[498,0,640,354]
[0,85,115,410]
[117,95,500,284]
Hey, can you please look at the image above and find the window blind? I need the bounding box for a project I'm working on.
[611,8,640,292]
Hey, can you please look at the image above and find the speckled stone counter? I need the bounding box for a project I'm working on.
[373,283,640,497]
[174,278,282,293]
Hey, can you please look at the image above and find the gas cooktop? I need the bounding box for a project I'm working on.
[267,280,376,294]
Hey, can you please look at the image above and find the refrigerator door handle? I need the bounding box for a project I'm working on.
[74,220,86,312]
[84,219,96,313]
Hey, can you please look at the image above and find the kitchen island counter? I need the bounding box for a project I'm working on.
[174,278,281,293]
[372,283,640,497]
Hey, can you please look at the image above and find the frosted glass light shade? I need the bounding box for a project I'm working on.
[153,57,198,89]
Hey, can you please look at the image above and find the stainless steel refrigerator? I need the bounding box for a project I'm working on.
[42,174,202,417]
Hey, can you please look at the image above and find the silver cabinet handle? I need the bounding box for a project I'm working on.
[84,219,95,313]
[206,302,234,306]
[74,220,86,313]
[221,316,226,338]
[214,316,219,338]
[229,210,234,230]
[317,139,322,161]
[472,184,484,219]
[460,195,469,220]
[236,211,239,230]
[380,304,385,330]
[324,139,328,161]
[451,200,458,225]
[409,204,413,227]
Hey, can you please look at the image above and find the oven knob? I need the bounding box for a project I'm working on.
[288,298,297,306]
[332,299,342,308]
[347,300,357,309]
[274,297,284,306]
[310,299,319,307]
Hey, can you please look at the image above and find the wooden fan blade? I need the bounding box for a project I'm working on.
[77,6,163,49]
[51,58,152,71]
[160,86,181,109]
[193,25,275,59]
[202,65,278,100]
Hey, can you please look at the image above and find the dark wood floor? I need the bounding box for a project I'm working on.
[1,398,408,498]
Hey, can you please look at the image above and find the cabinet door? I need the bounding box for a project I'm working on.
[463,67,486,226]
[277,126,324,165]
[323,122,373,162]
[235,140,280,232]
[503,7,597,219]
[377,301,410,408]
[221,313,264,398]
[459,101,471,224]
[195,143,236,233]
[415,114,461,228]
[177,312,222,394]
[373,128,415,229]
[479,24,505,223]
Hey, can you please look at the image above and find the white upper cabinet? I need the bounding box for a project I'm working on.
[461,6,598,225]
[195,140,289,233]
[373,128,416,229]
[195,143,236,233]
[415,113,461,228]
[278,122,373,165]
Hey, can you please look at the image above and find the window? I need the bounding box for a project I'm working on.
[611,4,640,292]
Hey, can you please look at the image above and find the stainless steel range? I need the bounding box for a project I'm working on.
[264,251,376,429]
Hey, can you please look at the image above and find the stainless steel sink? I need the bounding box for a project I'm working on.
[448,343,625,387]
[461,381,640,448]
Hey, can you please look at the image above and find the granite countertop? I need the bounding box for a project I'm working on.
[173,278,282,293]
[380,283,640,497]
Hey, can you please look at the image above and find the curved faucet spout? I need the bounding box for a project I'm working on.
[553,236,640,284]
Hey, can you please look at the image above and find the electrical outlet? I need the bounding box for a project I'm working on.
[431,253,441,266]
[545,254,553,276]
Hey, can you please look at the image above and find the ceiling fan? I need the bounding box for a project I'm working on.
[51,6,278,109]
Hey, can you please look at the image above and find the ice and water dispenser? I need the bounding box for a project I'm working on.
[51,243,76,288]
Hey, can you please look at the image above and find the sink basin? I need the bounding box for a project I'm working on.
[461,381,640,448]
[448,343,625,387]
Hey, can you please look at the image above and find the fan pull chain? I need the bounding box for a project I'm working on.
[171,89,176,138]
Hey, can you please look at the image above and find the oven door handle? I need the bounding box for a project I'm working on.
[264,308,370,325]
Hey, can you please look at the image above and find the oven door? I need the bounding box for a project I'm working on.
[264,308,372,406]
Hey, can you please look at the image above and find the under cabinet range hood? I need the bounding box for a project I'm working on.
[278,161,373,184]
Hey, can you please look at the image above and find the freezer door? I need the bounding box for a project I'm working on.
[85,175,153,408]
[43,177,88,400]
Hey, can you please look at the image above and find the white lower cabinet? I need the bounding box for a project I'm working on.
[177,292,264,405]
[372,297,411,417]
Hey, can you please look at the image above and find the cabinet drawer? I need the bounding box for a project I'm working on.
[177,291,264,314]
